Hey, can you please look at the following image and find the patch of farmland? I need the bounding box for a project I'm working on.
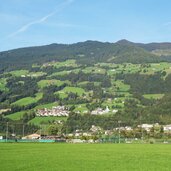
[29,116,67,125]
[60,86,86,96]
[37,79,69,89]
[5,111,28,120]
[9,70,29,77]
[12,93,43,106]
[34,102,58,110]
[143,94,164,99]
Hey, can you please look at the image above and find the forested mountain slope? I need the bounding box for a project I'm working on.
[1,40,171,72]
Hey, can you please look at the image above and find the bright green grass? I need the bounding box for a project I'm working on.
[143,94,164,99]
[42,60,78,70]
[1,144,171,171]
[113,80,130,92]
[73,104,88,113]
[52,59,77,68]
[12,97,37,106]
[9,70,29,77]
[12,93,43,106]
[29,116,67,125]
[140,63,171,75]
[55,91,68,99]
[0,78,7,91]
[37,80,63,88]
[28,72,46,77]
[60,86,85,96]
[5,111,27,120]
[37,79,66,89]
[102,98,124,109]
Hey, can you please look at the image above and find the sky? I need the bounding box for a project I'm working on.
[1,0,171,51]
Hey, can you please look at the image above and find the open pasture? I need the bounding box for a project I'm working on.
[37,79,66,89]
[12,93,43,106]
[9,70,29,77]
[59,86,85,96]
[29,116,67,125]
[0,143,171,171]
[143,93,164,99]
[5,111,27,120]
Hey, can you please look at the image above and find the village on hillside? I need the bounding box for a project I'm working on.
[36,106,69,117]
[36,106,118,117]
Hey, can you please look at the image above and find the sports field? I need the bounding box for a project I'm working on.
[0,143,171,171]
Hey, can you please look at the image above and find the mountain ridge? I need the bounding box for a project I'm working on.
[1,39,171,72]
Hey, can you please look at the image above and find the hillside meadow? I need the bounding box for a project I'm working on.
[0,143,171,171]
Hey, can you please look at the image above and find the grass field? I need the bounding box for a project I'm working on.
[37,79,66,89]
[0,144,171,171]
[143,94,164,99]
[5,111,27,120]
[9,70,29,77]
[12,93,43,106]
[29,116,67,125]
[28,72,46,77]
[59,86,85,96]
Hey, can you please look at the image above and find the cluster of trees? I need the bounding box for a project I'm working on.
[116,72,171,94]
[51,71,111,86]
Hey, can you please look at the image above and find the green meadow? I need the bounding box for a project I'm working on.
[12,93,43,106]
[9,70,29,77]
[5,111,27,120]
[29,116,67,125]
[58,86,85,96]
[37,79,66,89]
[143,94,164,99]
[0,143,171,171]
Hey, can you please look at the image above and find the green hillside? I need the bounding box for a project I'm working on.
[1,40,171,72]
[1,40,171,135]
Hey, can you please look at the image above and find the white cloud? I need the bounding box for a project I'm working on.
[7,0,75,38]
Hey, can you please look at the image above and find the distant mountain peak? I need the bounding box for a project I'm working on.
[116,39,134,45]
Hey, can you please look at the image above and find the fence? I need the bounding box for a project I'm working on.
[0,139,66,143]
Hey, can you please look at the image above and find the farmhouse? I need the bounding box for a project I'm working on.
[163,125,171,132]
[36,106,69,117]
[90,125,102,132]
[138,124,154,132]
[91,106,110,115]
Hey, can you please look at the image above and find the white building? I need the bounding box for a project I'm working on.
[138,124,153,132]
[91,106,110,115]
[164,125,171,132]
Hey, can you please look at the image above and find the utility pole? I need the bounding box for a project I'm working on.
[6,122,8,142]
[118,121,121,144]
[139,112,143,143]
[22,124,25,138]
[40,125,42,139]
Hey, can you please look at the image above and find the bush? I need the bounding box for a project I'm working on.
[149,138,155,144]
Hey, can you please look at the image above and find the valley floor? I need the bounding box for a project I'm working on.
[0,143,171,171]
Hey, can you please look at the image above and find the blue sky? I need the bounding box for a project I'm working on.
[1,0,171,51]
